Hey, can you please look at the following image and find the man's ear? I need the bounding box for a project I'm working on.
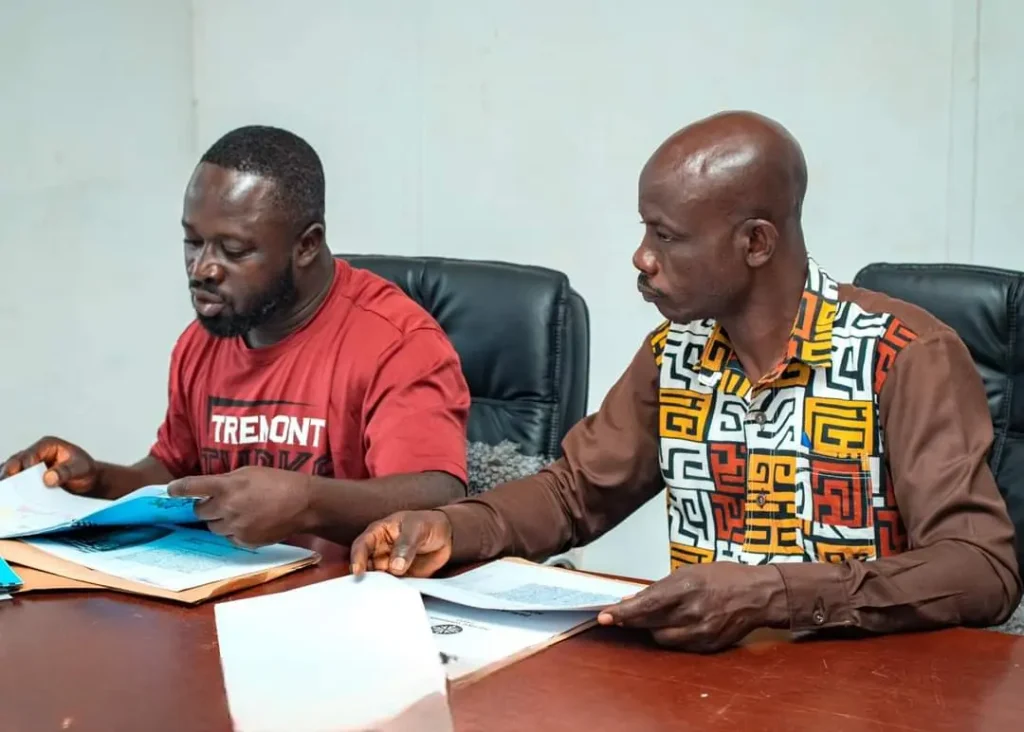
[294,222,325,267]
[737,218,777,269]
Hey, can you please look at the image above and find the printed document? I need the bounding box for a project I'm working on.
[402,558,643,612]
[0,463,197,539]
[216,572,452,732]
[24,525,315,592]
[426,597,594,682]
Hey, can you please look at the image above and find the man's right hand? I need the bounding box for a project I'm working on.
[350,510,454,578]
[1,437,99,495]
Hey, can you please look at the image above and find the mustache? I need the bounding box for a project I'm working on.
[637,274,666,297]
[189,280,221,296]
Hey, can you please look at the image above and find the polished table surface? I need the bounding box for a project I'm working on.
[3,548,1023,732]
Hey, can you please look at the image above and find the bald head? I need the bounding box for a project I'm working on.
[634,111,810,325]
[642,111,807,229]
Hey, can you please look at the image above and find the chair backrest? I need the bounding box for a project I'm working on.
[338,254,590,459]
[853,262,1024,568]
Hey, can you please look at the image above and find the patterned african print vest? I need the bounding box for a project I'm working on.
[652,258,916,570]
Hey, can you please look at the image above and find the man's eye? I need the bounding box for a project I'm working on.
[656,230,674,242]
[184,239,202,248]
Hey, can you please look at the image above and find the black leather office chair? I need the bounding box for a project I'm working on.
[853,263,1024,572]
[338,254,590,460]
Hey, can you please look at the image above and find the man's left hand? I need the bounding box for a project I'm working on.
[167,466,315,547]
[597,562,790,653]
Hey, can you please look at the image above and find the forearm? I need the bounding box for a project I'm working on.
[306,471,465,546]
[439,447,665,565]
[439,331,665,564]
[90,457,175,500]
[440,469,579,564]
[774,540,1022,634]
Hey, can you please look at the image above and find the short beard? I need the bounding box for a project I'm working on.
[196,265,299,339]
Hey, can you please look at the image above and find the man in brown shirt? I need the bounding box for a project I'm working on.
[351,111,1022,652]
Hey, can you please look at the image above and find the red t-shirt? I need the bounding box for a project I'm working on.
[150,258,469,483]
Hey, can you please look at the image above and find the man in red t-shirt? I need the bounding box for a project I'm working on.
[1,125,470,546]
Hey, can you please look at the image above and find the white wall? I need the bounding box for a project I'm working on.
[0,1,195,463]
[974,0,1024,270]
[3,0,1020,581]
[193,0,1003,579]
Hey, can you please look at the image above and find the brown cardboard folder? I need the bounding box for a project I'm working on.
[0,539,320,604]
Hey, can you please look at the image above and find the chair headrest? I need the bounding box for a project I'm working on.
[854,262,1024,569]
[338,254,589,457]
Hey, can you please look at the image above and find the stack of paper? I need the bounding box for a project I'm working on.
[0,464,319,602]
[215,572,452,732]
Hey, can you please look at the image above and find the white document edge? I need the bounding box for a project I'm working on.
[402,559,644,612]
[216,573,452,732]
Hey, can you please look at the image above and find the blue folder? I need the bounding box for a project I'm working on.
[0,555,23,592]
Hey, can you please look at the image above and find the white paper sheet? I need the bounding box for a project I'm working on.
[402,559,644,612]
[0,464,107,536]
[24,525,314,591]
[425,597,593,681]
[0,463,198,538]
[216,572,452,732]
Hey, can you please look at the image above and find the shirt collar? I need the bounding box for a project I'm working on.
[697,257,839,389]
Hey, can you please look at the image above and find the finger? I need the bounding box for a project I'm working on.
[2,449,42,479]
[28,439,63,479]
[167,476,222,499]
[372,555,393,571]
[350,525,381,576]
[596,592,638,626]
[389,518,426,576]
[651,625,723,654]
[230,536,260,550]
[1,454,24,478]
[193,496,226,521]
[354,522,397,577]
[206,518,233,537]
[650,626,692,649]
[354,556,393,575]
[597,587,672,628]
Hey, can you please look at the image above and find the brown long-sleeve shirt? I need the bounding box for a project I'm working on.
[439,260,1022,634]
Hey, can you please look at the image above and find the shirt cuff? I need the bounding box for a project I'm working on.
[436,501,495,563]
[774,562,858,632]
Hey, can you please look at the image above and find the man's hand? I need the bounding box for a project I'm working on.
[350,510,454,578]
[167,466,315,547]
[597,562,790,653]
[1,436,99,494]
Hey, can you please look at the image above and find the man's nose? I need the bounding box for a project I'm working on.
[188,244,225,284]
[633,243,658,275]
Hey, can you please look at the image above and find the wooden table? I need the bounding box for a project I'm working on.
[3,548,1023,732]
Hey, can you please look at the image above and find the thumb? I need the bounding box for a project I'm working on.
[43,458,87,489]
[389,518,426,576]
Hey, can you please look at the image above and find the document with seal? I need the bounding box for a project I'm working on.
[215,572,452,732]
[426,597,597,685]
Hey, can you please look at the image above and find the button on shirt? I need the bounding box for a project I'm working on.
[440,258,1021,633]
